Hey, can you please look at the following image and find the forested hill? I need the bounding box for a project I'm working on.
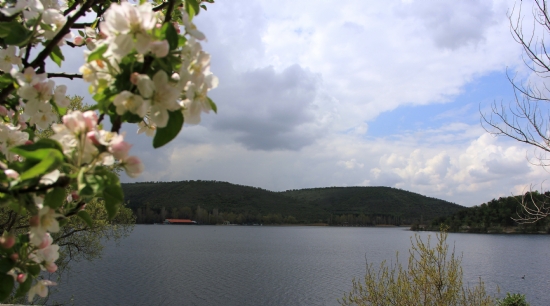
[121,181,464,224]
[427,192,550,233]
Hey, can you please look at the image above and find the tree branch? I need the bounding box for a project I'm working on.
[47,73,83,80]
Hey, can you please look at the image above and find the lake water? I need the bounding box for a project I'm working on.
[49,225,550,305]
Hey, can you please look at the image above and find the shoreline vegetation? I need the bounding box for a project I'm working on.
[123,181,550,234]
[420,191,550,234]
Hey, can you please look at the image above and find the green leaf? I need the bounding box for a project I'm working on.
[78,30,85,37]
[0,21,32,46]
[27,264,40,276]
[87,44,108,62]
[0,273,13,302]
[11,139,64,157]
[44,187,66,209]
[153,110,184,148]
[18,150,63,181]
[0,258,15,273]
[163,23,179,51]
[200,4,207,10]
[77,210,94,227]
[14,275,32,298]
[208,97,217,113]
[103,173,123,220]
[185,0,200,19]
[77,168,94,196]
[58,218,69,227]
[49,45,65,67]
[0,74,13,89]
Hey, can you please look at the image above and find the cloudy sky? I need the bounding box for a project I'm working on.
[60,0,550,207]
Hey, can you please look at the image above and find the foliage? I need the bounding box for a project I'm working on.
[339,230,495,306]
[497,293,529,306]
[429,192,550,233]
[0,0,217,302]
[122,181,464,224]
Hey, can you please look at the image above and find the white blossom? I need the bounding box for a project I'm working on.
[0,46,22,72]
[28,280,56,302]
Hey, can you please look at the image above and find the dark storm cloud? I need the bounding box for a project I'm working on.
[208,64,321,151]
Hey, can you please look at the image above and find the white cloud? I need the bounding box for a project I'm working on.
[115,0,548,207]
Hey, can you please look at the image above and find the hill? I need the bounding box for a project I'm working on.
[122,181,464,224]
[427,192,550,233]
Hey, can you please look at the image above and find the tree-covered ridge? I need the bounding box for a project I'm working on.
[428,192,550,233]
[121,180,464,224]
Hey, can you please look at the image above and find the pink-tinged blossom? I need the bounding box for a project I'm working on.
[62,111,87,133]
[74,36,85,45]
[28,280,56,302]
[82,111,98,131]
[123,156,143,178]
[0,105,7,116]
[4,169,19,179]
[18,79,55,104]
[109,134,132,160]
[0,235,15,249]
[17,273,27,284]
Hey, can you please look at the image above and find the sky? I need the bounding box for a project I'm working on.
[57,0,550,207]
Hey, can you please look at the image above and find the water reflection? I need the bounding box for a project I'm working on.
[51,226,550,306]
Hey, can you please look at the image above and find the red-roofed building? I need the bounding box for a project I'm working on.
[163,219,197,225]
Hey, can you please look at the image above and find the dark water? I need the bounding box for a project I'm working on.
[50,225,550,305]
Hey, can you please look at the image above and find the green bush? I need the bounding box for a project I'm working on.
[497,293,529,306]
[340,230,495,306]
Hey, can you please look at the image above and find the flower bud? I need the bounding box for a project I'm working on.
[10,253,19,261]
[123,156,144,178]
[4,169,19,179]
[71,191,79,201]
[39,233,53,249]
[25,140,33,145]
[83,111,98,131]
[86,131,100,145]
[45,262,58,273]
[16,273,26,283]
[1,235,15,249]
[74,36,85,46]
[0,105,7,116]
[130,72,140,85]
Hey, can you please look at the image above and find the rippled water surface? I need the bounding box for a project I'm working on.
[50,225,550,305]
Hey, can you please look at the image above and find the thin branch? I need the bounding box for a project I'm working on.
[71,22,93,29]
[153,2,169,12]
[47,73,83,80]
[54,227,88,242]
[164,0,176,23]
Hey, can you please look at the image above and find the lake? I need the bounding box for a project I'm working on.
[49,225,550,305]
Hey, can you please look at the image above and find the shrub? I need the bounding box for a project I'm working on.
[340,230,494,306]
